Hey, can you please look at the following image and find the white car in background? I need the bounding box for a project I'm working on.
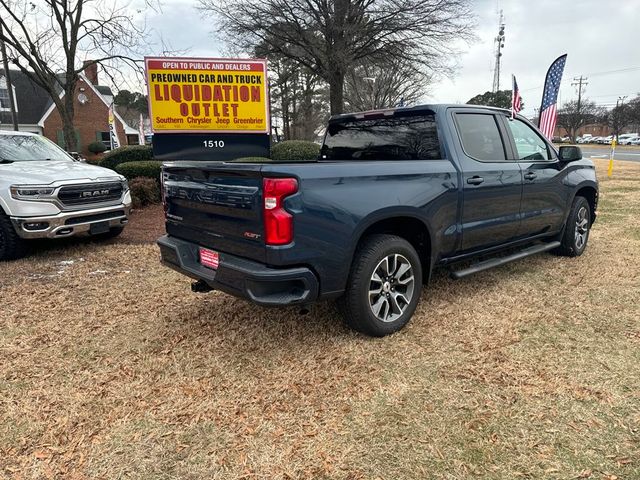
[0,131,131,260]
[619,135,640,145]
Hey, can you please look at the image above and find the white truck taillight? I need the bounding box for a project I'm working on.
[263,177,298,245]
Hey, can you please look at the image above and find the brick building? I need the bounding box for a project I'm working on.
[0,63,140,155]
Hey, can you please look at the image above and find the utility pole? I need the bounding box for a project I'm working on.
[614,95,628,140]
[0,23,19,131]
[568,75,588,140]
[491,10,506,93]
[571,75,588,112]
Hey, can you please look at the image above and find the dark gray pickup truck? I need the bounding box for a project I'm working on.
[158,104,598,336]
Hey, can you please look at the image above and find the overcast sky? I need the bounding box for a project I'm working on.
[145,0,640,117]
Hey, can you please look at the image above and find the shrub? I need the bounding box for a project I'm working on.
[101,145,154,170]
[115,161,162,182]
[128,177,160,209]
[271,140,320,162]
[88,141,107,154]
[230,156,272,163]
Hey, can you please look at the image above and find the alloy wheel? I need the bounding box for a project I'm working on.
[368,254,415,322]
[574,205,589,250]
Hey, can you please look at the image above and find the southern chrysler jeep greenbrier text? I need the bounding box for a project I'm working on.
[158,104,598,336]
[0,131,131,260]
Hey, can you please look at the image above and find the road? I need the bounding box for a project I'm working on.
[578,145,640,163]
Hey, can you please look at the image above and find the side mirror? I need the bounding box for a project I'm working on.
[558,145,582,162]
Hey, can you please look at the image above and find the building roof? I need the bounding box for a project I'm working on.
[0,69,51,126]
[1,68,134,134]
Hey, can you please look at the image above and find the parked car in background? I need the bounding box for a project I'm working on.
[619,135,640,145]
[0,131,131,260]
[158,104,598,337]
[631,137,640,146]
[577,135,593,144]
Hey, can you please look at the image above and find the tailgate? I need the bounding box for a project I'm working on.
[163,162,266,263]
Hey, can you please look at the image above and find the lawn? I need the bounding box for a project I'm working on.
[1,159,638,479]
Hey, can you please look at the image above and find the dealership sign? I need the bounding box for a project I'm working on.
[144,57,270,134]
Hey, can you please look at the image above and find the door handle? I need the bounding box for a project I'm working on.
[466,176,484,185]
[524,172,537,180]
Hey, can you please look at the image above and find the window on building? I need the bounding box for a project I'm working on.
[100,131,111,148]
[0,76,12,111]
[321,113,441,161]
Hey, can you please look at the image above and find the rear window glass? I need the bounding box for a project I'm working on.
[321,114,441,161]
[455,113,506,161]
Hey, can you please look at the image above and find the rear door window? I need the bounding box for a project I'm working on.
[455,113,507,161]
[321,114,441,160]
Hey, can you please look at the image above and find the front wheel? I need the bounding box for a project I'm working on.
[555,196,591,257]
[0,212,28,261]
[339,234,423,337]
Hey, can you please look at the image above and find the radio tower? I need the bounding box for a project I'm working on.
[492,10,506,92]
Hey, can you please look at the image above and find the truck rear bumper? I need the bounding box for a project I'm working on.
[11,204,130,239]
[157,235,319,306]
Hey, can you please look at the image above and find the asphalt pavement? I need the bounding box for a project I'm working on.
[578,145,640,163]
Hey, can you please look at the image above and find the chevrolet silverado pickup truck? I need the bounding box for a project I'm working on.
[0,131,131,260]
[158,104,598,336]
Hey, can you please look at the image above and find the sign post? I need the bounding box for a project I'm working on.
[144,57,270,161]
[608,137,616,177]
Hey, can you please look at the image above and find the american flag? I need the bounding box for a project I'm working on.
[538,54,567,139]
[511,74,522,118]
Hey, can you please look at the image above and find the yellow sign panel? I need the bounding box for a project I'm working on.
[144,57,269,134]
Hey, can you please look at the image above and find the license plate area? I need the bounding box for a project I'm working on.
[89,221,110,235]
[199,247,219,270]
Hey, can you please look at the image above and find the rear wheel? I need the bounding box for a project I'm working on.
[0,212,27,261]
[556,196,591,257]
[339,234,422,337]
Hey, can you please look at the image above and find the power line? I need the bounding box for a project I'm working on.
[521,65,640,93]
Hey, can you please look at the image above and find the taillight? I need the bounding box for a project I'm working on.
[263,177,298,245]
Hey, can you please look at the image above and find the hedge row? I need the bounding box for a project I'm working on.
[128,177,160,209]
[101,145,154,170]
[271,140,320,162]
[115,161,162,181]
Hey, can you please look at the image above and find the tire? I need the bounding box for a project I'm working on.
[339,234,423,337]
[92,226,125,240]
[0,211,28,261]
[555,196,591,257]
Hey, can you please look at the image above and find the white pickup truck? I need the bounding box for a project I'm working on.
[0,131,131,260]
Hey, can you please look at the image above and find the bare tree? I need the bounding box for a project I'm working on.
[266,51,327,141]
[557,99,604,142]
[199,0,474,115]
[344,58,427,111]
[0,0,148,151]
[606,100,633,139]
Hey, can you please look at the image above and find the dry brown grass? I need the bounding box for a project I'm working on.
[1,159,639,480]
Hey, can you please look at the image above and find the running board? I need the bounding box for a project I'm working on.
[450,241,561,279]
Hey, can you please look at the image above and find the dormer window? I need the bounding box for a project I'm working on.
[0,75,17,112]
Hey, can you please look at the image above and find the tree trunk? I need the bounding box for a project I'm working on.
[328,70,345,115]
[60,82,77,152]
